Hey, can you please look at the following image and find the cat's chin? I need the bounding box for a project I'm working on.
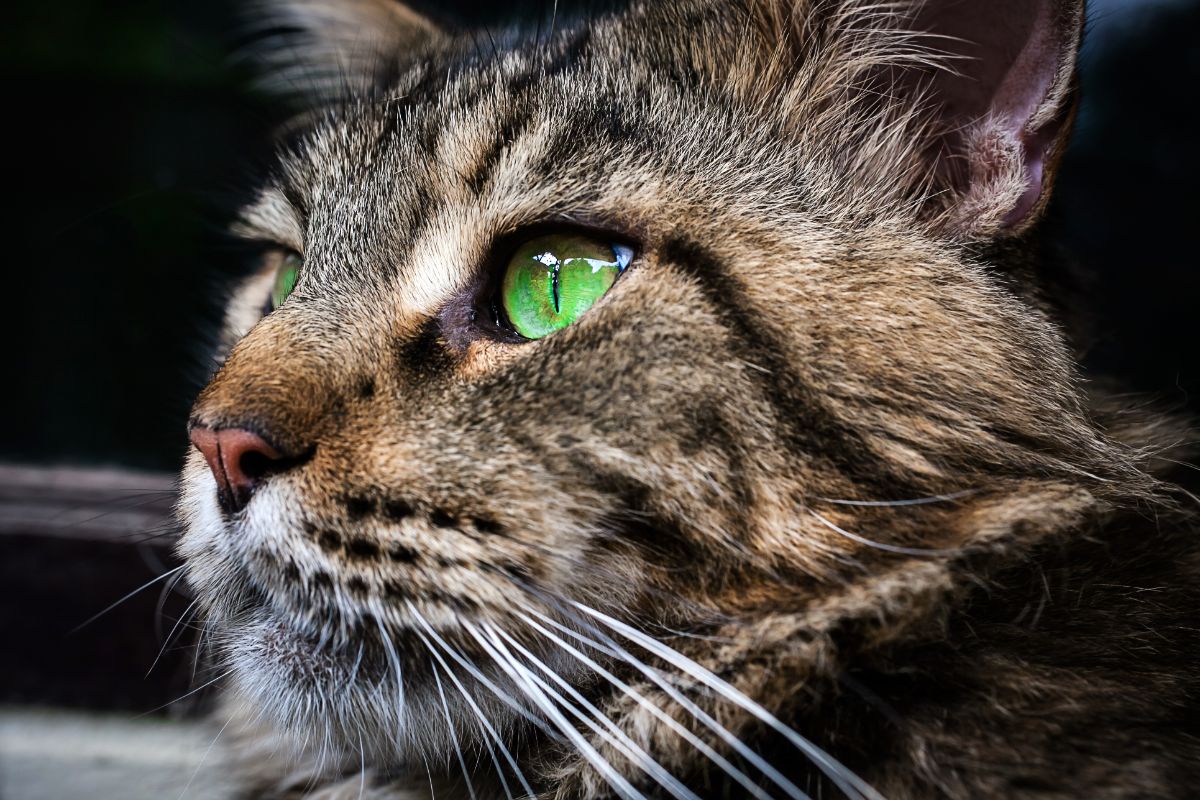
[219,612,425,763]
[217,607,530,767]
[229,612,367,691]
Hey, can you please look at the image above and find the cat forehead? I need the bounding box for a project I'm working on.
[241,67,726,265]
[247,63,795,256]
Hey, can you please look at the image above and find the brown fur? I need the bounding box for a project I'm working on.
[177,1,1200,797]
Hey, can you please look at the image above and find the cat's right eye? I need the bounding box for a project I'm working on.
[498,233,633,340]
[270,252,302,311]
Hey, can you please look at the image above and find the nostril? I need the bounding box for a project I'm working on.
[189,424,299,514]
[238,448,278,482]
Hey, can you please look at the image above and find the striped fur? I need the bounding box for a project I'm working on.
[177,1,1200,797]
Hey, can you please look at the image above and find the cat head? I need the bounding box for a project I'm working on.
[178,0,1154,777]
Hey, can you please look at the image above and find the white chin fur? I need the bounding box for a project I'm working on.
[219,613,531,772]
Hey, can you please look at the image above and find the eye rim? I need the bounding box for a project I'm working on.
[260,248,304,316]
[479,224,638,343]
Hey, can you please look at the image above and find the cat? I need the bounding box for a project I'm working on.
[176,0,1200,797]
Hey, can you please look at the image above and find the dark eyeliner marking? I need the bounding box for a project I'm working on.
[395,317,454,376]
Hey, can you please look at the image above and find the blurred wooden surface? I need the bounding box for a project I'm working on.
[0,463,177,543]
[0,463,210,714]
[0,707,235,800]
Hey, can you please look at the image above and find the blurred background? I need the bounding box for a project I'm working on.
[0,0,1197,796]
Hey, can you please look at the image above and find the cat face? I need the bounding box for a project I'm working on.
[178,0,1140,780]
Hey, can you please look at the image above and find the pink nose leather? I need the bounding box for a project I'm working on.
[189,426,284,514]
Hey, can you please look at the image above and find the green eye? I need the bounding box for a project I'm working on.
[500,234,633,340]
[271,252,301,310]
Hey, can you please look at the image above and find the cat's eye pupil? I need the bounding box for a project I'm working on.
[271,253,302,311]
[501,234,631,340]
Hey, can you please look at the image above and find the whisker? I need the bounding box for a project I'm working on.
[410,619,533,799]
[147,598,200,677]
[70,563,187,633]
[419,749,439,800]
[357,730,367,800]
[48,491,177,527]
[814,489,977,507]
[153,568,189,644]
[525,604,807,800]
[808,509,961,558]
[404,601,560,741]
[463,620,647,800]
[573,601,885,800]
[373,613,406,708]
[484,639,662,798]
[491,622,701,800]
[343,641,366,693]
[430,655,480,800]
[191,614,215,683]
[176,712,234,800]
[513,610,773,800]
[135,667,233,718]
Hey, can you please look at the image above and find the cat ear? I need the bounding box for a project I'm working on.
[244,0,443,102]
[904,0,1085,236]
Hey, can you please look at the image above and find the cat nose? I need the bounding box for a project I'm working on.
[189,425,289,514]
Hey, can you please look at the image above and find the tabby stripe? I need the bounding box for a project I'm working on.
[660,236,921,496]
[463,101,540,196]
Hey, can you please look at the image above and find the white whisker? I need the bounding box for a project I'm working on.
[147,598,200,677]
[814,489,977,507]
[514,610,773,800]
[430,656,480,800]
[344,641,366,692]
[357,729,367,800]
[176,713,233,800]
[410,617,534,799]
[574,601,885,800]
[136,668,233,718]
[419,748,438,800]
[491,622,701,800]
[72,564,187,633]
[373,613,406,709]
[463,620,648,800]
[809,509,961,557]
[527,605,808,800]
[404,600,560,741]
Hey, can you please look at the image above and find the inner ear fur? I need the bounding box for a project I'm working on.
[911,0,1084,237]
[243,0,443,103]
[730,0,1085,239]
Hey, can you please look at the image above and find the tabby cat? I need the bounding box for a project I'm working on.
[177,0,1200,797]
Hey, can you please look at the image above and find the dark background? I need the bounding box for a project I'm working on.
[0,0,1196,716]
[3,0,1198,474]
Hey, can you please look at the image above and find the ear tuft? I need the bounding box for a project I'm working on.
[242,0,443,103]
